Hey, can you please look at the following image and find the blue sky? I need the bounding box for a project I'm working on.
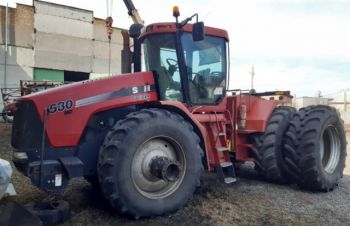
[3,0,350,97]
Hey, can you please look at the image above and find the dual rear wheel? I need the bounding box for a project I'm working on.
[253,105,346,191]
[283,105,346,191]
[251,106,296,183]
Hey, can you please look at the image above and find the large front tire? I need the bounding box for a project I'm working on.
[98,109,202,217]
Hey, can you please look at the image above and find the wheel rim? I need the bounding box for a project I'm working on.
[320,125,341,174]
[132,136,186,199]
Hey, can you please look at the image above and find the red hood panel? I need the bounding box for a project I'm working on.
[20,72,158,147]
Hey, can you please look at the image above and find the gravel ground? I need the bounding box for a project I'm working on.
[1,123,350,226]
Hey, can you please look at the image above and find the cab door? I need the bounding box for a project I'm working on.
[181,33,227,105]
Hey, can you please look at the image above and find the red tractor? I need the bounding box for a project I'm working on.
[11,8,347,218]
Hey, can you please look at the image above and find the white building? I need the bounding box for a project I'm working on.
[0,1,131,109]
[293,96,330,110]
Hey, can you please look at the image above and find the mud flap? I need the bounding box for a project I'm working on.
[59,157,84,178]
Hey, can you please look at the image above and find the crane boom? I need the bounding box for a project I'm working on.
[123,0,144,24]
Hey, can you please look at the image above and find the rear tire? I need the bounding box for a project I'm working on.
[252,106,296,183]
[98,108,202,217]
[283,105,347,191]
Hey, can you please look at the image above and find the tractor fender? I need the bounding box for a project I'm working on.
[157,101,211,169]
[236,95,284,132]
[58,157,84,178]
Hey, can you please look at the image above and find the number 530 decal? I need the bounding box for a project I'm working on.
[48,100,74,114]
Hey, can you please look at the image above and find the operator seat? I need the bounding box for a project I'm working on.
[189,81,200,103]
[190,69,210,103]
[155,66,172,100]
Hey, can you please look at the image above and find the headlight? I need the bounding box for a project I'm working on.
[13,152,28,160]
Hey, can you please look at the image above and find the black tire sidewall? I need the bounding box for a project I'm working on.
[113,113,201,216]
[314,113,346,186]
[258,106,295,182]
[274,108,295,174]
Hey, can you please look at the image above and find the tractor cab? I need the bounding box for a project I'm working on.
[132,9,229,105]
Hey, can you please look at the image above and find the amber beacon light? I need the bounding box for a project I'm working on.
[173,6,180,17]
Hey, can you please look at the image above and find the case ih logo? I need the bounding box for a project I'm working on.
[74,85,155,108]
[132,94,150,101]
[132,85,152,94]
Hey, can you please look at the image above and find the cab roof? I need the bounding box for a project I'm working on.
[140,22,229,41]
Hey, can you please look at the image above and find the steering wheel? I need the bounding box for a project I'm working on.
[166,58,178,76]
[166,58,178,67]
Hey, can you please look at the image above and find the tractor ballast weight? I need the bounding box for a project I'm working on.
[11,9,346,218]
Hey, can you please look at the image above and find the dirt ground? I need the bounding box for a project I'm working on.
[1,123,350,226]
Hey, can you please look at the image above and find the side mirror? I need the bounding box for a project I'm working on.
[192,22,205,41]
[129,23,144,39]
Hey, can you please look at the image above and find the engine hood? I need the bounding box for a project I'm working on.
[15,72,158,147]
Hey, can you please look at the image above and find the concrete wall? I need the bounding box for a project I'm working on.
[0,1,129,109]
[339,111,350,133]
[330,103,350,113]
[34,1,94,73]
[34,1,92,22]
[329,90,350,112]
[34,32,93,72]
[293,97,350,131]
[93,41,121,74]
[340,111,350,124]
[0,45,34,87]
[92,18,125,74]
[0,4,34,109]
[0,4,34,47]
[33,2,127,75]
[35,14,93,38]
[0,45,34,109]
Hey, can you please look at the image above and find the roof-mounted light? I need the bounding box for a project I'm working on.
[173,6,180,20]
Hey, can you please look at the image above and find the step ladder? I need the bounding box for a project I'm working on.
[209,120,238,184]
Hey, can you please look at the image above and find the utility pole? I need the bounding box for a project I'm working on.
[318,90,322,105]
[4,3,9,89]
[250,65,254,90]
[344,89,347,112]
[106,0,114,76]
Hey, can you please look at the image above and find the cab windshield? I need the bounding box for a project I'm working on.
[142,32,227,104]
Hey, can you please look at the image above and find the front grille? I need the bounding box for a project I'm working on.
[11,101,45,149]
